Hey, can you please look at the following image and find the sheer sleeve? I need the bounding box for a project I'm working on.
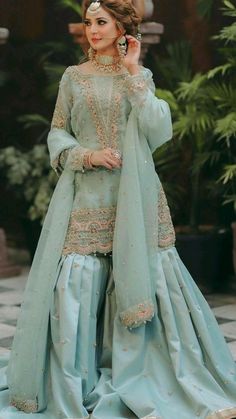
[125,67,173,153]
[47,68,90,173]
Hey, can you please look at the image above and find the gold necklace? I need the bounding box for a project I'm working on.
[88,48,122,73]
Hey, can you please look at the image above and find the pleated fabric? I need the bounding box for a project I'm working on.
[1,247,236,419]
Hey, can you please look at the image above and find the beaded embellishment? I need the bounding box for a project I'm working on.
[11,398,38,413]
[51,73,73,130]
[120,300,155,329]
[158,186,176,248]
[68,66,123,151]
[63,206,116,255]
[206,407,236,419]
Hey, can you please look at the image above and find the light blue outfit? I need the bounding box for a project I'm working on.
[1,65,236,419]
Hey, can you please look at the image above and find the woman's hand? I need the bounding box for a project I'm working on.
[90,148,122,170]
[123,35,141,75]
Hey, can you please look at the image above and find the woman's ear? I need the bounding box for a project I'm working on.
[116,21,126,36]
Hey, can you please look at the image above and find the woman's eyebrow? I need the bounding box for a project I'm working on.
[84,16,109,21]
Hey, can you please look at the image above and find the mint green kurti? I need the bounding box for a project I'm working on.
[0,66,236,419]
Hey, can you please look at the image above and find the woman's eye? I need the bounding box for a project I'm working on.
[84,20,91,26]
[98,20,106,25]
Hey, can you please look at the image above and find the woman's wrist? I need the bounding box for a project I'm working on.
[126,63,140,75]
[83,150,95,169]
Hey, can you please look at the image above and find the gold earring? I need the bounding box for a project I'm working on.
[117,35,127,58]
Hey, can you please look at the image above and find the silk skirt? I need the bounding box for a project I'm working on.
[1,247,236,419]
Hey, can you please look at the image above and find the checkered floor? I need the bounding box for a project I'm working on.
[0,268,236,360]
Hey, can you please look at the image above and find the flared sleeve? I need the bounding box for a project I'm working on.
[47,68,90,173]
[125,68,173,153]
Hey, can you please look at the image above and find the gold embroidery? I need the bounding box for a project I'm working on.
[126,74,146,93]
[66,145,90,171]
[51,69,73,130]
[206,407,236,419]
[120,300,155,329]
[63,206,116,255]
[68,66,123,151]
[11,398,38,413]
[158,186,176,248]
[51,92,66,129]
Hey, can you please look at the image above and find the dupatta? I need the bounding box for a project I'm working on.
[7,92,172,412]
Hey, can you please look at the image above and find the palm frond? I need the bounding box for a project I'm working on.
[215,112,236,140]
[57,0,82,16]
[177,74,207,101]
[221,0,236,17]
[216,22,236,43]
[207,63,234,78]
[18,114,50,130]
[197,0,214,18]
[155,89,179,112]
[206,82,236,109]
[219,164,236,184]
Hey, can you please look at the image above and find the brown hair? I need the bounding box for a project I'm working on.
[82,0,142,37]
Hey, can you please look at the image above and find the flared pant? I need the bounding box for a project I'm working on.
[1,247,236,419]
[49,249,236,419]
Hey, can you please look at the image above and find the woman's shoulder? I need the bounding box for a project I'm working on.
[60,62,91,84]
[65,61,94,77]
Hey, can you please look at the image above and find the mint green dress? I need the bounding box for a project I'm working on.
[0,66,236,419]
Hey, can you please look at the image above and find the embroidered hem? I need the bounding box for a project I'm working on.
[10,397,38,413]
[120,300,155,329]
[62,206,116,256]
[206,407,236,419]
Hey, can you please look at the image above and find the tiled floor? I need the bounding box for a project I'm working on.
[0,268,236,360]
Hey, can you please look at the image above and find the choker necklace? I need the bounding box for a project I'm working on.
[88,48,122,73]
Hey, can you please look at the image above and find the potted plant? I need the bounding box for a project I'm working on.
[154,0,236,291]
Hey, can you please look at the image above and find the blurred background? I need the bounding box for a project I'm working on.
[0,0,236,293]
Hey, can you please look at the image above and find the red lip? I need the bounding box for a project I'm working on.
[91,38,101,42]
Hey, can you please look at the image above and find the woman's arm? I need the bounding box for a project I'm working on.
[48,68,122,173]
[125,68,173,153]
[47,68,91,173]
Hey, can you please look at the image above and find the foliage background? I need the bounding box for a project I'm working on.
[0,0,235,254]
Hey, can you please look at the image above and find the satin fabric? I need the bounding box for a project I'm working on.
[1,247,236,419]
[5,68,173,415]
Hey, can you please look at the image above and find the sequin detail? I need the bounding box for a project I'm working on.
[120,300,155,329]
[63,206,116,255]
[68,66,123,150]
[66,145,90,171]
[11,398,38,413]
[206,407,236,419]
[51,72,73,130]
[158,186,176,248]
[125,71,154,107]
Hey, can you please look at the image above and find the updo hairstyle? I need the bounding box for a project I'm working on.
[82,0,142,37]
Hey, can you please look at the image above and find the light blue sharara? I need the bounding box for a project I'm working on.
[0,65,236,419]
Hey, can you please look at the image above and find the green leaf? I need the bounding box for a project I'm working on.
[58,0,82,16]
[18,114,50,129]
[177,73,207,101]
[223,0,235,10]
[207,63,233,78]
[215,112,236,140]
[197,0,214,18]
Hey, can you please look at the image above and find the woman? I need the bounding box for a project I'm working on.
[1,0,236,418]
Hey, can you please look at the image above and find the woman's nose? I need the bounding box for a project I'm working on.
[90,23,98,33]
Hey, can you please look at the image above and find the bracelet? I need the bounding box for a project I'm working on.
[83,150,95,170]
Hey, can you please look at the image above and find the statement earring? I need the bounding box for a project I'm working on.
[88,46,96,61]
[117,35,127,59]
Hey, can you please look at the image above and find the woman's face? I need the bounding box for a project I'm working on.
[84,7,121,55]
